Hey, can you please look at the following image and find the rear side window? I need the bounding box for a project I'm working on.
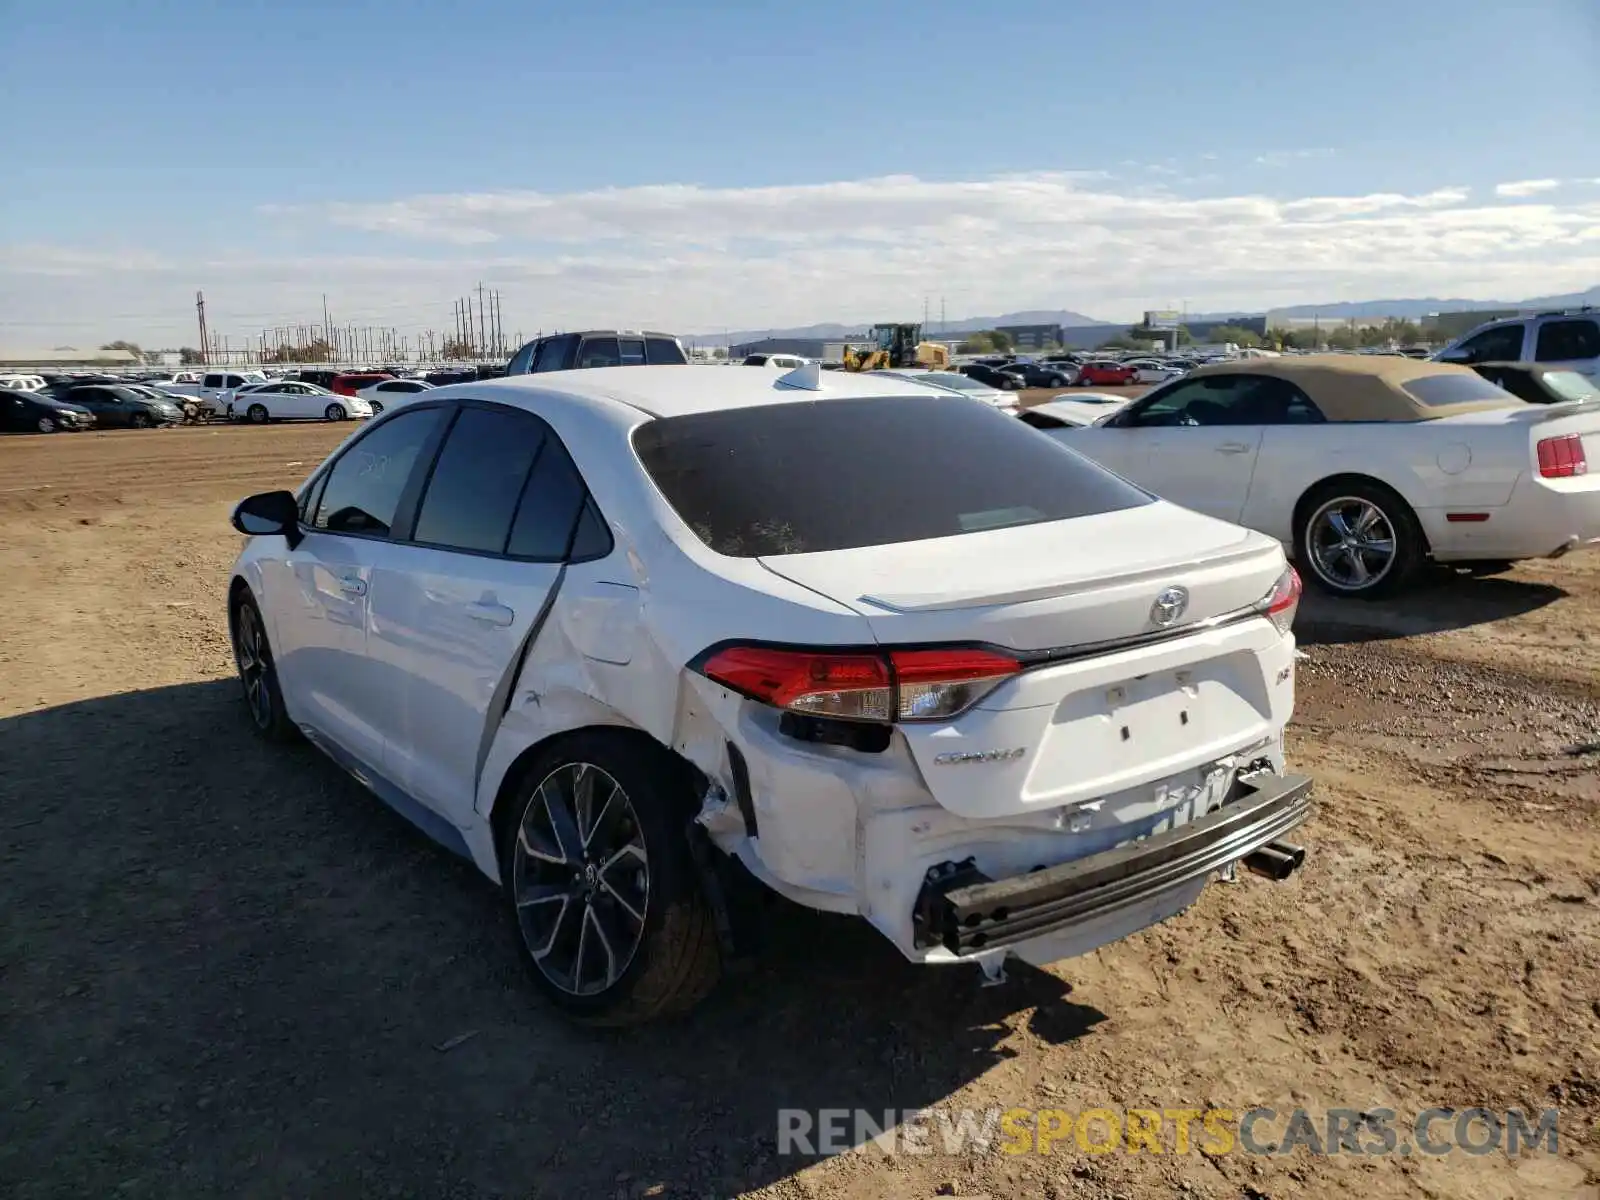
[632,394,1152,557]
[203,374,224,388]
[506,434,604,560]
[314,408,445,536]
[1400,374,1517,408]
[646,337,687,364]
[413,407,545,554]
[1535,319,1600,363]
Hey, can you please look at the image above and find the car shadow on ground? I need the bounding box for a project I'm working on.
[0,680,1105,1200]
[1295,570,1566,646]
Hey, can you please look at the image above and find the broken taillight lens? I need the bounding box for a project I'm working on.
[1257,565,1302,635]
[698,644,1022,723]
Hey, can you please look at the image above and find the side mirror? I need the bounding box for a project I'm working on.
[231,489,303,548]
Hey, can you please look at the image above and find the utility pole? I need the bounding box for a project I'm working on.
[477,282,488,359]
[196,291,209,364]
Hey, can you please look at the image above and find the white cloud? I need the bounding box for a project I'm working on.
[1495,178,1561,198]
[4,171,1600,345]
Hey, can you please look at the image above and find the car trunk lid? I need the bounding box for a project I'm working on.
[758,502,1292,818]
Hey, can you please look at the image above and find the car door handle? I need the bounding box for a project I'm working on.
[337,575,367,597]
[464,601,515,627]
[1216,442,1254,454]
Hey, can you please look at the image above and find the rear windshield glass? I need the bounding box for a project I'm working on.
[631,394,1152,557]
[1401,373,1518,408]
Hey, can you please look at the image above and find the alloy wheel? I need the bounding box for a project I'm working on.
[37,416,55,433]
[1307,496,1397,591]
[511,763,649,997]
[232,604,273,729]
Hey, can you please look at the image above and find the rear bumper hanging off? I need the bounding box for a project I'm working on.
[913,771,1313,956]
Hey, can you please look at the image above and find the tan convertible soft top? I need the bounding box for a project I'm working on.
[1185,354,1523,422]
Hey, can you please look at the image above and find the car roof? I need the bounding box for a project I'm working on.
[1184,354,1518,421]
[440,364,951,420]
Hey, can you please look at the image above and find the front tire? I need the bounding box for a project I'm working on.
[324,403,347,421]
[246,403,269,424]
[37,416,56,433]
[129,412,151,429]
[499,732,720,1025]
[1295,480,1425,599]
[231,593,299,742]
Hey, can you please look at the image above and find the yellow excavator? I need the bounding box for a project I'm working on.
[840,323,950,372]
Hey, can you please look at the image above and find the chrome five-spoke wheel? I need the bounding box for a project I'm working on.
[511,763,649,997]
[1306,495,1396,591]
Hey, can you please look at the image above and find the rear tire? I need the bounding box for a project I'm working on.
[499,731,721,1026]
[1295,479,1425,599]
[324,403,347,421]
[247,404,269,424]
[367,400,384,415]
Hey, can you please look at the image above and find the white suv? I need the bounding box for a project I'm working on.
[1436,309,1600,377]
[227,364,1311,1024]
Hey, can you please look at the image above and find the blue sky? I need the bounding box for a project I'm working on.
[3,0,1598,347]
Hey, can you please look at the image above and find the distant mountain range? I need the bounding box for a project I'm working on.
[690,287,1599,344]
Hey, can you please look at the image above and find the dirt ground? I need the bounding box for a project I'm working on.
[1,421,1597,1200]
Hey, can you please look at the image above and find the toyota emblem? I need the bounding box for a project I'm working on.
[1150,585,1189,627]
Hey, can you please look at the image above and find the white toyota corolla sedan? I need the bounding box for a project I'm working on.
[228,364,1310,1024]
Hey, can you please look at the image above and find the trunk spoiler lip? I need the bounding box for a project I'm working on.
[760,536,1279,614]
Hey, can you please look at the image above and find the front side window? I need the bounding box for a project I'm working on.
[412,407,546,554]
[576,337,622,369]
[1448,323,1527,364]
[531,336,573,372]
[632,394,1150,558]
[1535,318,1600,363]
[313,408,445,536]
[1120,375,1307,427]
[506,341,536,375]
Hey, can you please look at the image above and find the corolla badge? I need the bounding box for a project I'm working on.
[933,747,1027,766]
[1150,585,1189,627]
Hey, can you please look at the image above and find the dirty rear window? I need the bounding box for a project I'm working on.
[631,394,1152,557]
[1401,373,1518,408]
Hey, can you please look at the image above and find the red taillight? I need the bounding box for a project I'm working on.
[698,644,1022,723]
[1259,565,1301,635]
[1537,434,1587,478]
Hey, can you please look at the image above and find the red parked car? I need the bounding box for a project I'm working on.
[1076,360,1139,386]
[330,372,394,396]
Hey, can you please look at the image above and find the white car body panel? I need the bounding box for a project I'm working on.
[232,366,1305,972]
[1055,392,1600,562]
[231,384,371,421]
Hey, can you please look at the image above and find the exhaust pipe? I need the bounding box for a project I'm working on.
[1242,840,1306,881]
